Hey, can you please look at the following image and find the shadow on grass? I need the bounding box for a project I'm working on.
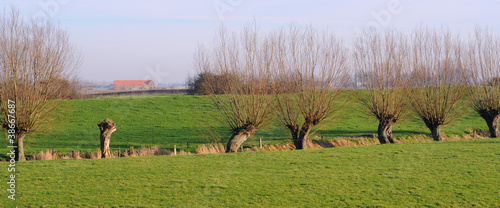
[316,129,428,138]
[0,153,10,161]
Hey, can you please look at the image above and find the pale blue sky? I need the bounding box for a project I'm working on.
[2,0,500,85]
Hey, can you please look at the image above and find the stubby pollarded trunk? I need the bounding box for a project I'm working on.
[295,131,311,150]
[377,120,395,144]
[486,115,500,138]
[423,120,443,141]
[294,122,312,150]
[14,130,26,161]
[226,129,255,153]
[429,125,442,141]
[287,124,301,149]
[479,112,500,138]
[98,118,116,158]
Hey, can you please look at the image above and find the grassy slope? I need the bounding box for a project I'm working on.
[1,93,487,156]
[2,139,499,207]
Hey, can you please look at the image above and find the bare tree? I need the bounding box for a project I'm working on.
[274,26,349,149]
[194,24,277,153]
[186,71,235,95]
[353,29,409,144]
[407,27,466,141]
[0,8,81,161]
[465,27,500,138]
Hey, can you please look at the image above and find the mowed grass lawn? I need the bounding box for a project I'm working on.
[2,139,499,207]
[0,93,488,157]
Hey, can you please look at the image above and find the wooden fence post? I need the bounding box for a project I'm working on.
[174,145,177,155]
[130,146,135,155]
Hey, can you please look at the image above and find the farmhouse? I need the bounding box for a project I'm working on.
[113,80,156,90]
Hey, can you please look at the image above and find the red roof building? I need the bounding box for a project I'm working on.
[113,80,156,90]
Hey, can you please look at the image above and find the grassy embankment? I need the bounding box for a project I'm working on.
[0,93,487,157]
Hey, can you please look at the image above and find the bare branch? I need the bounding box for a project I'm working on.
[274,25,349,149]
[406,26,466,141]
[195,23,277,153]
[353,29,409,144]
[466,26,500,138]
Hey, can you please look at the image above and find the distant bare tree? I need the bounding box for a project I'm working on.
[274,26,349,149]
[407,27,466,141]
[186,71,236,95]
[353,29,409,144]
[465,27,500,138]
[194,24,277,153]
[0,8,81,161]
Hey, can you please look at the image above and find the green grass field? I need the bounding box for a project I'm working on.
[0,93,488,158]
[2,139,499,207]
[1,94,498,207]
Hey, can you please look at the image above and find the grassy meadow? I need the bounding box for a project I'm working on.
[0,93,498,207]
[1,139,499,207]
[0,93,488,158]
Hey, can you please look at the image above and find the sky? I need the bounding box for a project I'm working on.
[2,0,500,85]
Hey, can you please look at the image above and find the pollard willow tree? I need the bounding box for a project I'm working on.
[194,25,277,153]
[0,8,80,161]
[465,27,500,138]
[407,27,467,141]
[274,26,348,149]
[353,30,409,144]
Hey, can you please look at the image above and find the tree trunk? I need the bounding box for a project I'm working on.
[377,120,395,144]
[98,118,116,158]
[226,130,253,153]
[294,122,312,150]
[287,124,301,149]
[429,125,442,141]
[14,130,26,161]
[487,115,500,138]
[296,131,310,150]
[481,113,500,138]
